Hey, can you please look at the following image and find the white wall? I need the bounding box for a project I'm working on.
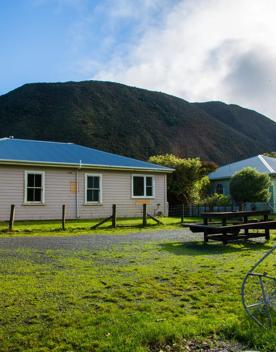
[0,165,168,220]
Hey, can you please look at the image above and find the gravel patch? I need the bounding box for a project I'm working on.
[0,229,202,251]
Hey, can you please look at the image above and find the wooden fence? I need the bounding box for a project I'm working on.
[4,203,163,232]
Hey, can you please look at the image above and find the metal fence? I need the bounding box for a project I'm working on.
[169,202,273,219]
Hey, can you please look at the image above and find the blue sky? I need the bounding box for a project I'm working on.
[0,0,171,94]
[1,0,276,120]
[1,0,80,93]
[0,1,117,92]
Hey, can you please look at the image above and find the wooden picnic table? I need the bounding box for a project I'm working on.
[185,210,274,244]
[201,210,270,226]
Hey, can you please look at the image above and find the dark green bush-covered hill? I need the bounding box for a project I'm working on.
[0,80,275,164]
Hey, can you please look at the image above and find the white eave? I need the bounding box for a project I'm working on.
[0,158,174,173]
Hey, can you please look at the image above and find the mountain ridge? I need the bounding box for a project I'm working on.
[0,80,275,165]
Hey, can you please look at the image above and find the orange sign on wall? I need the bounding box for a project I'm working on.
[70,182,77,193]
[135,199,152,205]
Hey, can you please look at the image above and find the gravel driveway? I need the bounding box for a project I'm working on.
[0,229,202,251]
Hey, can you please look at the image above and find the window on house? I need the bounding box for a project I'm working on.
[85,174,102,203]
[132,175,154,198]
[25,171,45,203]
[216,183,224,194]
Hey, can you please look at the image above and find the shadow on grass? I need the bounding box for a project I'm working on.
[159,240,272,256]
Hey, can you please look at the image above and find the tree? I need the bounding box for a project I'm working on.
[230,167,271,208]
[200,160,218,175]
[263,152,276,158]
[149,154,210,204]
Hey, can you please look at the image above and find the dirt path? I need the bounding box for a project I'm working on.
[0,229,202,250]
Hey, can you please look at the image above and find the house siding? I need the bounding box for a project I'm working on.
[211,179,230,196]
[271,176,276,211]
[0,165,168,220]
[210,176,276,213]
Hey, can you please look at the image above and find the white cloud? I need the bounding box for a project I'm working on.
[73,0,176,74]
[91,0,276,120]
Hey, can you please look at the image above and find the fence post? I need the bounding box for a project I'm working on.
[181,204,184,223]
[143,204,147,226]
[62,204,66,230]
[9,204,15,232]
[112,204,117,228]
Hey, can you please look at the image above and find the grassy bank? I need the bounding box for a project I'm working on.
[0,231,275,351]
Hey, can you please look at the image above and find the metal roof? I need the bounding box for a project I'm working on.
[209,155,276,180]
[0,138,173,172]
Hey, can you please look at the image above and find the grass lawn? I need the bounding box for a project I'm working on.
[0,217,200,237]
[0,227,275,351]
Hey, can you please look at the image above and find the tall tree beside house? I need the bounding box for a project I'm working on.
[149,154,210,204]
[229,167,271,208]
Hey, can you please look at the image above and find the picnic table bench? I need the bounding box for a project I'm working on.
[184,210,275,244]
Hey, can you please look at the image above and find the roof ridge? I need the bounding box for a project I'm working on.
[74,143,164,168]
[258,155,275,173]
[210,155,259,172]
[0,137,73,145]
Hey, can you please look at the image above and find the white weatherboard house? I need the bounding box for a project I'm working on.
[209,155,276,212]
[0,138,173,220]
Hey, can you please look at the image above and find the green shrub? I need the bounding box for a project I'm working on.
[202,193,231,207]
[230,167,271,208]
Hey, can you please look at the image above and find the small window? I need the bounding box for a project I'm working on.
[85,174,102,203]
[216,183,224,194]
[132,175,155,198]
[25,171,45,203]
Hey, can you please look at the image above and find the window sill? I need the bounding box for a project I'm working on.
[83,202,103,206]
[22,203,46,206]
[131,196,155,199]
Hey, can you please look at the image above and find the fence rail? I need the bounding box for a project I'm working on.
[169,202,273,218]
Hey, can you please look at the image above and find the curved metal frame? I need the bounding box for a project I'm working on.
[241,246,276,328]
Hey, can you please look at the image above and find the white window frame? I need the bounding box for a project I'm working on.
[24,171,45,204]
[131,174,155,199]
[84,173,103,204]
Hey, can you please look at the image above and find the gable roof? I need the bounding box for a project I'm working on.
[0,138,173,172]
[209,155,276,180]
